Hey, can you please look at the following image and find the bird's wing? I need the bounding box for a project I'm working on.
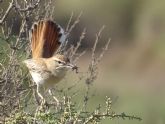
[30,20,66,58]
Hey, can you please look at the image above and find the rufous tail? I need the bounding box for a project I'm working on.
[30,20,65,58]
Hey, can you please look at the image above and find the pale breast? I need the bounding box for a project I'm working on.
[30,71,46,85]
[30,70,65,89]
[24,58,67,89]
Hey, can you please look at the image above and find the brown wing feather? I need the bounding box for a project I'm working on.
[30,20,62,58]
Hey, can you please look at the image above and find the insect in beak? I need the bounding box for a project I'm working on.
[67,63,78,73]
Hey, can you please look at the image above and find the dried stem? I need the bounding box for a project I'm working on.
[66,11,83,37]
[0,0,14,25]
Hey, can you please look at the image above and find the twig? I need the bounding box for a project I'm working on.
[70,28,86,59]
[66,12,74,32]
[66,11,83,37]
[14,0,41,12]
[84,113,142,124]
[0,0,14,25]
[92,25,105,60]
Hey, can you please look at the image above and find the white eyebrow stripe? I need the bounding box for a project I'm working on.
[53,58,66,64]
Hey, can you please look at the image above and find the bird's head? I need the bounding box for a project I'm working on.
[52,54,78,73]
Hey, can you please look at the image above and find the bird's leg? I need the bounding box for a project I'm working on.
[33,86,40,105]
[36,85,47,109]
[48,89,59,106]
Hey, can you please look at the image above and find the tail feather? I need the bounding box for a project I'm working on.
[30,20,65,58]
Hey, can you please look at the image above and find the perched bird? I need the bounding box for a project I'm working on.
[24,20,77,105]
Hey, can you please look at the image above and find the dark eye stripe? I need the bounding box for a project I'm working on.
[55,60,66,64]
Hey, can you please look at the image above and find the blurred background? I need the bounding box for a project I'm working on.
[55,1,165,124]
[1,0,165,123]
[56,0,165,124]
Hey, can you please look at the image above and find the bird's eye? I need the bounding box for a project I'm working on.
[58,61,62,64]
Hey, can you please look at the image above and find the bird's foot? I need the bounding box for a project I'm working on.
[36,99,49,112]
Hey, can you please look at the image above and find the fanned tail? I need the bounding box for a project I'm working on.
[30,20,65,58]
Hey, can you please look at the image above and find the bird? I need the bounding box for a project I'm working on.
[23,20,77,105]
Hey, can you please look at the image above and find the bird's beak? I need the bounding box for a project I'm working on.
[66,63,78,73]
[66,63,76,68]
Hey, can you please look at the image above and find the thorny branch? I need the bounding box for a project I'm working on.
[14,0,41,12]
[83,26,111,109]
[0,0,53,122]
[0,0,41,25]
[58,12,84,60]
[66,11,83,37]
[0,0,14,25]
